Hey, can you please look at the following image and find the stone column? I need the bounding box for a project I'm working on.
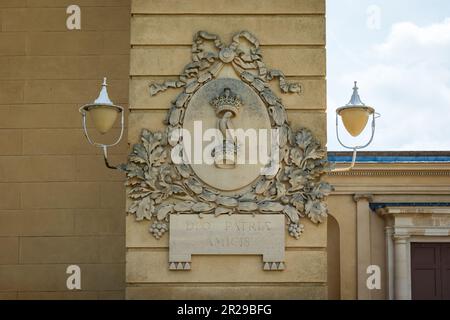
[354,194,373,300]
[393,235,410,300]
[385,226,395,300]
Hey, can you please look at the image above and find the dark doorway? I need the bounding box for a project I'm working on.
[411,243,450,300]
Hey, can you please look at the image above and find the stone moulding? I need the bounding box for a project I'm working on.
[329,169,450,176]
[120,30,333,241]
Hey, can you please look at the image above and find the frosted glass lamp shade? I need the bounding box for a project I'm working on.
[337,106,374,137]
[87,105,121,134]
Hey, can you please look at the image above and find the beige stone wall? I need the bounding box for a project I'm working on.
[127,0,327,299]
[0,0,130,299]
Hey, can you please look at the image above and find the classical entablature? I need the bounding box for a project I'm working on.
[328,152,450,177]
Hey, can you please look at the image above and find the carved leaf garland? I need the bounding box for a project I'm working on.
[121,31,334,240]
[122,126,333,238]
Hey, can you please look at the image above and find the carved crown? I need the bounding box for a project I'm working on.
[210,88,242,116]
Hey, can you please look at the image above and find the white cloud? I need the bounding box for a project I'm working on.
[376,19,450,59]
[328,18,450,151]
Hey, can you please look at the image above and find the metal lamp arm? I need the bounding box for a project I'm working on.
[79,105,125,170]
[332,112,378,172]
[331,148,358,172]
[101,145,118,170]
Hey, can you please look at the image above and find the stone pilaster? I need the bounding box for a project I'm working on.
[393,235,410,300]
[353,194,373,300]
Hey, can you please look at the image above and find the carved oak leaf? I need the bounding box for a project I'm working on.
[303,144,326,164]
[295,130,313,150]
[291,195,306,215]
[144,168,159,190]
[283,205,300,224]
[305,200,328,224]
[149,146,167,165]
[289,148,303,167]
[124,163,145,180]
[311,182,334,200]
[157,204,174,221]
[134,197,153,221]
[158,165,174,185]
[274,181,287,198]
[128,187,151,200]
[130,144,148,164]
[288,173,307,193]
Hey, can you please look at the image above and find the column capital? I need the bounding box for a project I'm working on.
[385,226,394,235]
[353,193,374,203]
[393,234,410,243]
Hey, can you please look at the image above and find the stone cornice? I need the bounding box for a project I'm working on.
[331,185,450,195]
[328,168,450,177]
[328,156,450,177]
[375,206,450,216]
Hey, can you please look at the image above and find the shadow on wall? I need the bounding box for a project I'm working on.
[327,215,341,300]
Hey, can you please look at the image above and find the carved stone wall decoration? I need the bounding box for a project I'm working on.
[121,30,333,248]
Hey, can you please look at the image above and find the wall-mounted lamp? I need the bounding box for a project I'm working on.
[79,77,124,169]
[333,82,380,172]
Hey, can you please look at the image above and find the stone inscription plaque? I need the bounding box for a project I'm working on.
[169,214,285,271]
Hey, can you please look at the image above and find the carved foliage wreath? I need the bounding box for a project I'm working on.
[120,31,333,240]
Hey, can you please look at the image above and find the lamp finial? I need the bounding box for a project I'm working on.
[348,81,365,106]
[94,77,113,106]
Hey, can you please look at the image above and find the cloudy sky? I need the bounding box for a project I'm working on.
[327,0,450,151]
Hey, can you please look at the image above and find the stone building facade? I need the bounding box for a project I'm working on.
[0,0,449,300]
[328,152,450,300]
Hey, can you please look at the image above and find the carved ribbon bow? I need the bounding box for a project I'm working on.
[149,30,302,97]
